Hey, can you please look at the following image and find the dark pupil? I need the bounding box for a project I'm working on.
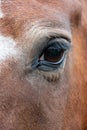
[44,46,64,62]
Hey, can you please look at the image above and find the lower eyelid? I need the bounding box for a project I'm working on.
[36,58,67,82]
[38,55,65,70]
[31,48,67,70]
[29,54,67,82]
[39,52,65,66]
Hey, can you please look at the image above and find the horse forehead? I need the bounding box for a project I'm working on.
[0,0,81,34]
[1,0,81,17]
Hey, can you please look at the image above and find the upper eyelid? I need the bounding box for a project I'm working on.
[46,38,71,50]
[30,33,72,61]
[26,20,72,43]
[39,37,71,57]
[42,33,72,48]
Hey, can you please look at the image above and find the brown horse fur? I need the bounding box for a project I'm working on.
[0,0,87,130]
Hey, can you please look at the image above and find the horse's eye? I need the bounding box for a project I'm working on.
[40,45,64,63]
[32,38,71,71]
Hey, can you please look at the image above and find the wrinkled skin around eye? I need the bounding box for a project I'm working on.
[0,0,87,130]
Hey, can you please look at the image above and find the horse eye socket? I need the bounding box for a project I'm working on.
[40,45,64,63]
[31,38,71,71]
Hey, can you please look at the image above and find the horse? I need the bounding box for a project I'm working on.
[0,0,87,129]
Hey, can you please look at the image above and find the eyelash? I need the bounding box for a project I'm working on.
[31,37,71,72]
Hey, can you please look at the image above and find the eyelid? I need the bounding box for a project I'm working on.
[31,37,71,70]
[31,33,72,59]
[39,37,71,59]
[31,52,65,71]
[46,38,71,51]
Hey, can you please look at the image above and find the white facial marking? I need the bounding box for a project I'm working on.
[0,0,4,18]
[0,35,19,63]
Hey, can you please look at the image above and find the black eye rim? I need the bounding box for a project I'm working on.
[31,37,71,71]
[31,53,65,71]
[39,51,65,65]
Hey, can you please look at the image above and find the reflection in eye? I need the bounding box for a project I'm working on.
[32,38,71,71]
[40,43,64,63]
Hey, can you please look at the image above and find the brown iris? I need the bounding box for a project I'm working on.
[43,46,64,62]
